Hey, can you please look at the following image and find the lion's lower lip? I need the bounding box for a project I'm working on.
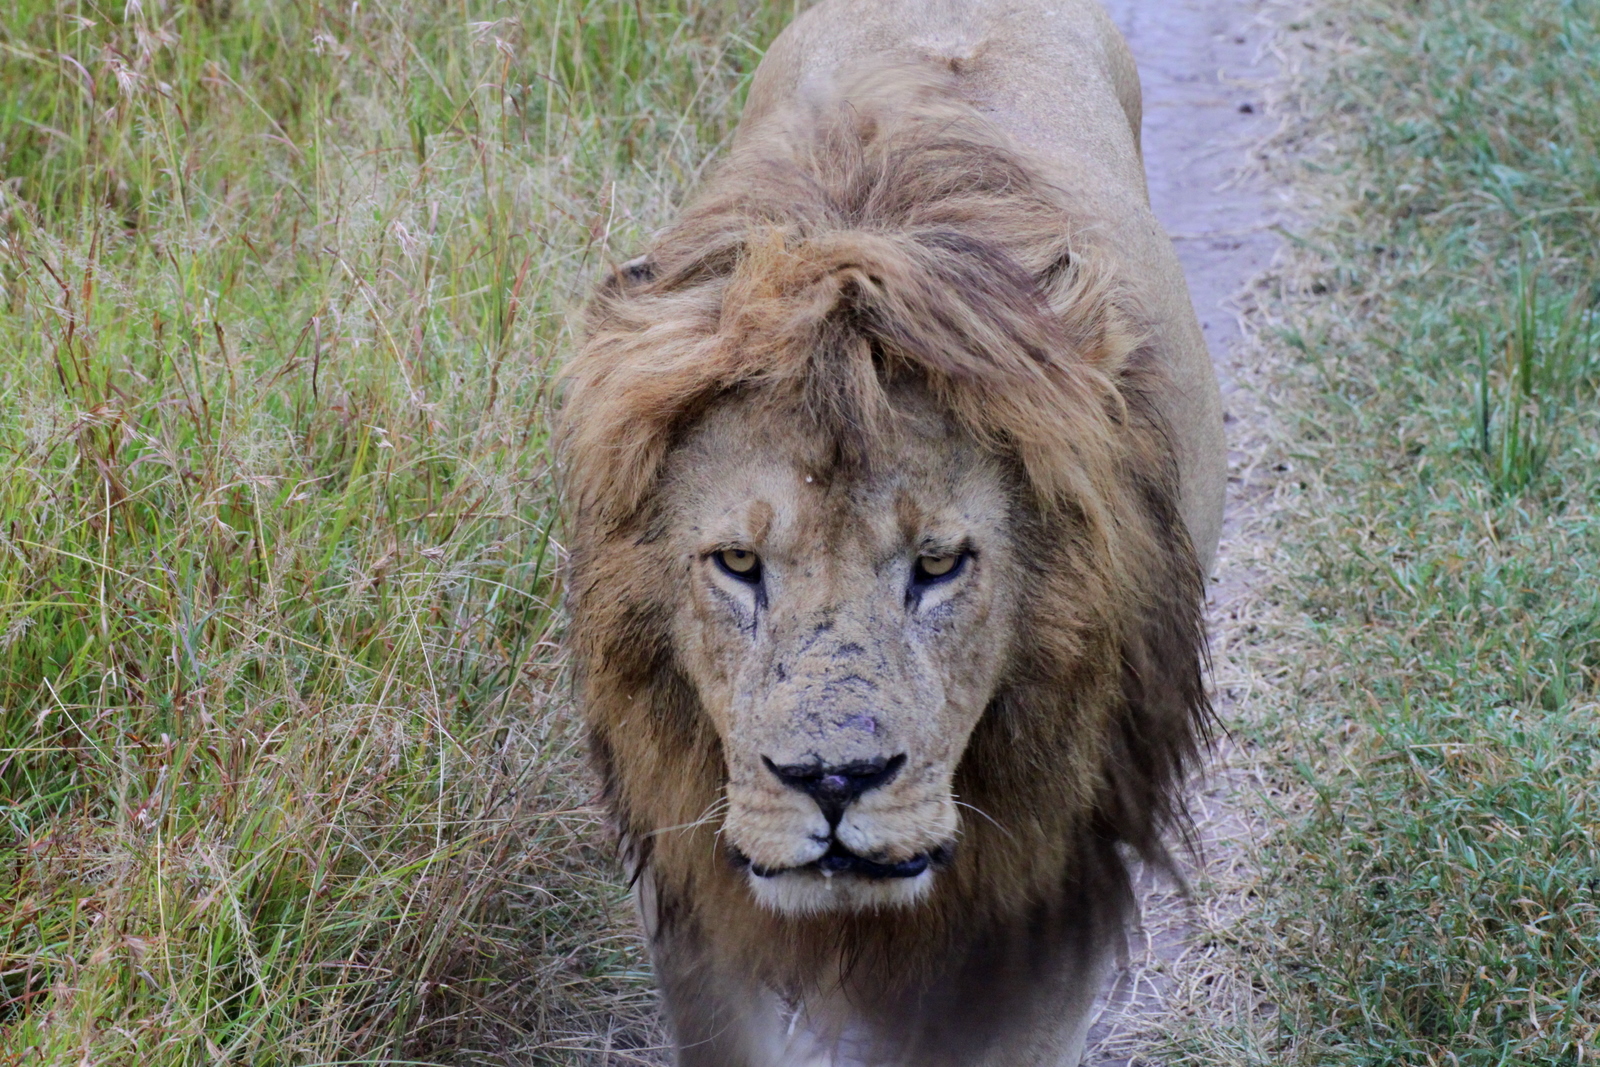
[747,841,949,881]
[816,848,929,879]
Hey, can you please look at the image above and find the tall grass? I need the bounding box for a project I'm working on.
[0,1,796,1062]
[1170,0,1600,1064]
[1472,253,1597,493]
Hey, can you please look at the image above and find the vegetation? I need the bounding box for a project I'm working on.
[7,0,1597,1063]
[0,1,795,1062]
[1179,0,1600,1063]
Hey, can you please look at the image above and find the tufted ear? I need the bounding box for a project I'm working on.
[597,254,656,298]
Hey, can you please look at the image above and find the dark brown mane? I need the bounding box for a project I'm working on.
[557,65,1211,1036]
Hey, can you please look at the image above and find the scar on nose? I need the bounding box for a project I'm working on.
[840,714,878,735]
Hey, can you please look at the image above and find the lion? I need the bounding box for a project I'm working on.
[556,1,1226,1063]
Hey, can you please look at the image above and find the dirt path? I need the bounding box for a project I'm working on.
[1084,0,1286,1063]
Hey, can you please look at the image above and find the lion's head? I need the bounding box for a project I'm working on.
[558,71,1208,938]
[651,381,1038,914]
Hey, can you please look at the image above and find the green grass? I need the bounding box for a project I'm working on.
[1175,0,1600,1064]
[0,1,797,1062]
[14,0,1593,1063]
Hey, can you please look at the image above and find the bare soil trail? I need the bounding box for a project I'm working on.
[1084,0,1287,1062]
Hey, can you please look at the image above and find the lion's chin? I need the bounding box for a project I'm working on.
[746,864,938,915]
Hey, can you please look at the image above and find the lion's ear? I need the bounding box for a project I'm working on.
[599,255,656,297]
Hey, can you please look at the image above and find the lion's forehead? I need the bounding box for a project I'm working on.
[662,392,1017,563]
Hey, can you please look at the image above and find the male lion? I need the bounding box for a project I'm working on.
[557,1,1226,1063]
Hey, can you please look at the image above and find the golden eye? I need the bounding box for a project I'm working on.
[915,553,961,580]
[716,548,761,580]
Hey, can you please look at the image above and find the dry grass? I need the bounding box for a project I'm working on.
[0,1,797,1062]
[9,1,1597,1064]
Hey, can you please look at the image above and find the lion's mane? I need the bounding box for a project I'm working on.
[558,68,1210,1025]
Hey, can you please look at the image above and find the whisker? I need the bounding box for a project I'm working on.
[647,796,730,839]
[953,797,1016,841]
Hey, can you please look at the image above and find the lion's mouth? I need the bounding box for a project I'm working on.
[735,840,954,881]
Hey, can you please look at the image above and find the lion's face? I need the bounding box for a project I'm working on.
[657,386,1022,915]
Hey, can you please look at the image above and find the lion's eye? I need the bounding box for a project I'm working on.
[715,548,762,582]
[913,552,964,582]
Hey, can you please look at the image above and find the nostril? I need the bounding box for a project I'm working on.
[763,754,907,821]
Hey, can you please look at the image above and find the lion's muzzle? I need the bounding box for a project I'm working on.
[728,746,961,913]
[763,752,906,824]
[746,752,948,880]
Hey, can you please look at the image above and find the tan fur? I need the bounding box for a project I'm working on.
[557,4,1222,1064]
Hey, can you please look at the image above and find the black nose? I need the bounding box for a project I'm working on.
[763,754,906,823]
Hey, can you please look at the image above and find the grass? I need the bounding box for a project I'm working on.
[0,0,797,1062]
[1167,0,1600,1064]
[12,0,1595,1063]
[1472,252,1597,494]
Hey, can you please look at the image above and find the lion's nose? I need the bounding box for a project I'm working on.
[762,754,906,823]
